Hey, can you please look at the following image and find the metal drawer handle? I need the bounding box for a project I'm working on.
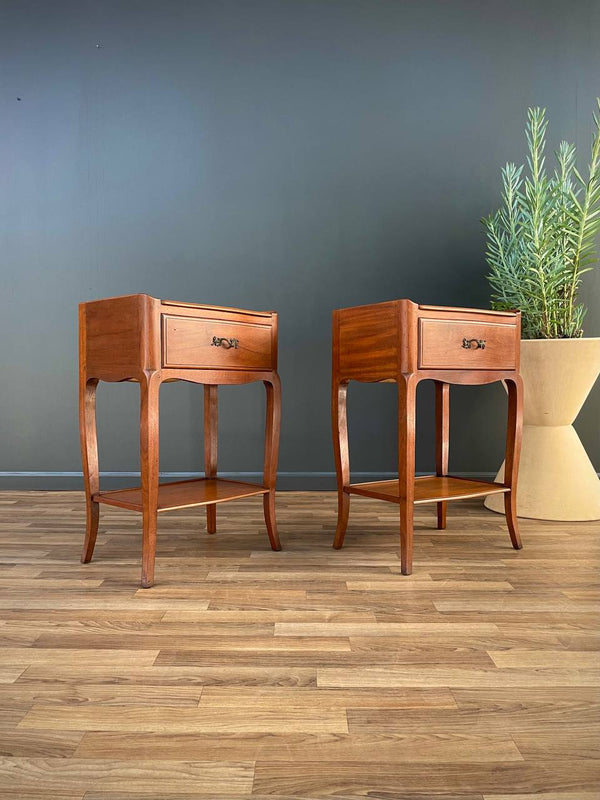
[211,336,239,350]
[462,338,486,350]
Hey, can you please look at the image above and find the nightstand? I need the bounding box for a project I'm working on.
[332,299,523,574]
[79,294,281,588]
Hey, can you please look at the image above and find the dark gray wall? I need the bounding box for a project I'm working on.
[2,0,599,489]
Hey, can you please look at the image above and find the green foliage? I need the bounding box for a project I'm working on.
[483,101,600,339]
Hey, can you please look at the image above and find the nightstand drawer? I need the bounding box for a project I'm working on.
[162,314,273,370]
[418,318,517,370]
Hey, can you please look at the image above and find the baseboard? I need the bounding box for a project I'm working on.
[0,471,499,491]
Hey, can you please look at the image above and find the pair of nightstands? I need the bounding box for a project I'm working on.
[80,294,522,587]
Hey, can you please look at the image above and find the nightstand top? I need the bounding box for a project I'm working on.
[334,298,518,318]
[80,293,274,318]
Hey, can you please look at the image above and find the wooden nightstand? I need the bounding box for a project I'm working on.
[79,294,281,588]
[332,299,523,574]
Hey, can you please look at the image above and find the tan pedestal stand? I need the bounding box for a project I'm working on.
[485,338,600,521]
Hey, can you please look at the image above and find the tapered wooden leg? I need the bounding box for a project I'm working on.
[332,380,350,549]
[333,492,350,550]
[80,377,100,563]
[140,371,161,588]
[204,384,218,534]
[398,374,417,574]
[504,375,523,550]
[263,492,280,551]
[435,381,450,530]
[263,374,282,551]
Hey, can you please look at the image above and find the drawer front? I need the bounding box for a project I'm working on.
[418,318,517,370]
[162,314,273,370]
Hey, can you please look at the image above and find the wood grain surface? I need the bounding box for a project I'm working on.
[0,490,598,798]
[79,294,281,588]
[331,299,523,576]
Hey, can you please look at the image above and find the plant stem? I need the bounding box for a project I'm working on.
[568,113,600,332]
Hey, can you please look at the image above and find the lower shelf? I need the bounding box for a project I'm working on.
[346,475,509,504]
[94,478,268,513]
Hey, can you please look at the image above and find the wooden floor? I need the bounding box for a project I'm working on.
[0,490,598,799]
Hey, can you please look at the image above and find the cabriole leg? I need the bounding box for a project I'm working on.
[435,381,449,530]
[140,371,161,588]
[398,374,417,574]
[504,375,523,550]
[263,374,282,551]
[332,380,350,549]
[204,384,218,534]
[80,377,100,563]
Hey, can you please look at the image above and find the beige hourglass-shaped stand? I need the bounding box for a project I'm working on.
[486,338,600,521]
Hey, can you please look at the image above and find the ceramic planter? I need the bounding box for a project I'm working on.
[485,338,600,521]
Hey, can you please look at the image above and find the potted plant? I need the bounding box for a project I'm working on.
[483,101,600,520]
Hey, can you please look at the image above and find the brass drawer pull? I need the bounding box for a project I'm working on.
[462,338,486,350]
[211,336,239,350]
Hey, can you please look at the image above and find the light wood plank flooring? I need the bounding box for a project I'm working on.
[0,490,598,799]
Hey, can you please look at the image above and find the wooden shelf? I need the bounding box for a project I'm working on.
[94,478,268,513]
[346,475,509,505]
